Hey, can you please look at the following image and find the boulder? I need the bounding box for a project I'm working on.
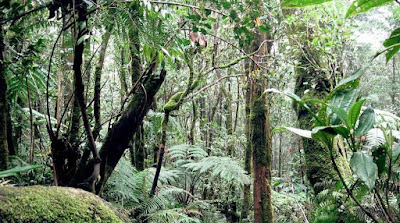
[0,186,129,222]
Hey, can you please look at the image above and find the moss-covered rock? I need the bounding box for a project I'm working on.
[0,186,128,223]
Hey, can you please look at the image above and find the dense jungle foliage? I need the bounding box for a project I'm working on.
[1,0,400,222]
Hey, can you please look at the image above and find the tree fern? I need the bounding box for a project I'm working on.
[182,156,251,186]
[168,144,208,166]
[104,158,148,208]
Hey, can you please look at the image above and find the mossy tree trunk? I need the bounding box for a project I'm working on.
[119,49,128,102]
[0,20,8,170]
[294,61,343,193]
[131,124,145,171]
[93,30,111,140]
[72,2,102,192]
[250,76,273,223]
[129,1,141,86]
[96,68,166,194]
[6,103,16,156]
[242,75,252,219]
[221,84,233,156]
[250,29,274,223]
[248,0,274,220]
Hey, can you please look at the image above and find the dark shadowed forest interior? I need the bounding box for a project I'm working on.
[2,0,400,222]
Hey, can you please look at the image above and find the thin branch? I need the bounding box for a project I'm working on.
[190,74,245,98]
[46,22,67,140]
[0,2,51,25]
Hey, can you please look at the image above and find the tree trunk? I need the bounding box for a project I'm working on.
[119,49,128,102]
[71,2,101,192]
[242,74,252,219]
[93,30,111,140]
[151,111,169,196]
[249,5,273,221]
[278,132,282,178]
[96,68,166,194]
[251,76,273,223]
[6,103,16,156]
[132,124,145,171]
[129,1,141,86]
[0,21,8,170]
[294,58,339,194]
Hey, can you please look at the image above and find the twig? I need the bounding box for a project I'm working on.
[190,74,245,98]
[0,2,51,25]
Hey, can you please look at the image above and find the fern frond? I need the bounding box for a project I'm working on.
[365,128,386,148]
[182,156,250,185]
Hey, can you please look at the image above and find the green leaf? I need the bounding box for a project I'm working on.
[311,126,335,146]
[312,125,350,139]
[383,28,400,62]
[391,143,400,162]
[284,127,312,138]
[328,89,359,125]
[329,67,366,98]
[346,0,393,18]
[281,0,332,8]
[348,99,366,129]
[355,107,375,137]
[350,152,378,189]
[0,164,44,178]
[328,105,348,126]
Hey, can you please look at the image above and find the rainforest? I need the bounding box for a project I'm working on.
[1,0,400,222]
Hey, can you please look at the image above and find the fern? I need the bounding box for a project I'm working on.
[104,158,149,208]
[140,185,194,217]
[365,128,386,149]
[145,167,182,186]
[182,156,250,186]
[145,208,201,223]
[168,144,208,166]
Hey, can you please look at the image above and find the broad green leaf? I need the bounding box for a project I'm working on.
[312,125,350,139]
[346,0,392,18]
[284,127,312,138]
[328,67,366,100]
[355,107,375,137]
[350,152,378,189]
[328,89,359,125]
[391,143,400,162]
[0,164,44,178]
[383,28,400,62]
[312,126,335,146]
[331,125,351,138]
[281,0,332,8]
[304,98,326,105]
[328,105,348,126]
[348,99,366,129]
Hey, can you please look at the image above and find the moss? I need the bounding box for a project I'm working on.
[163,91,183,112]
[250,94,268,166]
[0,186,127,223]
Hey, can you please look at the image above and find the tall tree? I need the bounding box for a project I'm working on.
[0,11,8,170]
[249,1,274,221]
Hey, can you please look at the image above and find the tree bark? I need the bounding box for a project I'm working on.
[71,1,101,192]
[96,68,166,194]
[0,21,8,170]
[242,74,252,219]
[249,4,274,221]
[250,77,273,223]
[6,103,16,156]
[93,30,111,140]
